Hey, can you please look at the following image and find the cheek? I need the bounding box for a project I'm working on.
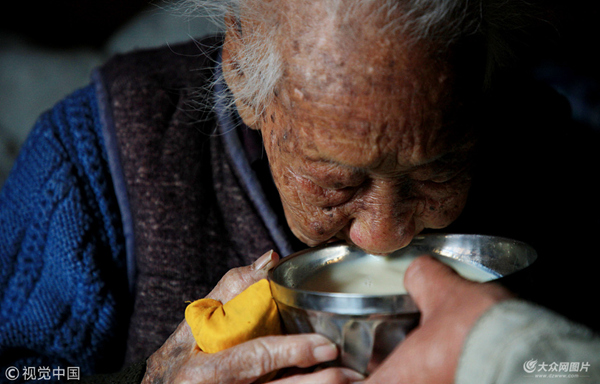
[418,180,471,228]
[276,170,350,242]
[261,134,346,243]
[261,115,301,195]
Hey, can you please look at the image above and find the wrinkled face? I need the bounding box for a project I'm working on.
[225,5,479,255]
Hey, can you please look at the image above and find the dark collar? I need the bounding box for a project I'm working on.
[212,53,305,255]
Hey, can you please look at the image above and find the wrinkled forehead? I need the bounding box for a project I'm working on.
[278,98,475,172]
[252,1,479,169]
[276,1,423,90]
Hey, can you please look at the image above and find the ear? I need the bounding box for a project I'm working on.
[222,13,261,129]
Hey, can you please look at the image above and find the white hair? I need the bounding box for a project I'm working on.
[182,0,541,117]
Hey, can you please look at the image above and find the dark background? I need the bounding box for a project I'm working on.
[0,0,153,49]
[1,0,597,69]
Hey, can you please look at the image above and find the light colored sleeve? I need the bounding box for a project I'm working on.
[456,299,600,384]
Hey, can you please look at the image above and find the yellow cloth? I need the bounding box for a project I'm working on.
[185,279,282,353]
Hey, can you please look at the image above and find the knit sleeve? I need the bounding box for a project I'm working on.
[0,84,130,379]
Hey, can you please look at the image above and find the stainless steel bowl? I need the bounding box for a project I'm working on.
[268,234,537,375]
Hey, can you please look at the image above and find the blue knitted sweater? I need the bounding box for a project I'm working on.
[0,84,129,376]
[0,37,299,379]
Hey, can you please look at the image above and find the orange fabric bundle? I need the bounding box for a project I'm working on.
[185,279,282,353]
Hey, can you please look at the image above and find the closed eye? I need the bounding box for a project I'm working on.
[296,176,358,208]
[410,164,469,184]
[428,170,463,184]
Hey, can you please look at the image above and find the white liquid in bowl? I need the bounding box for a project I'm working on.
[299,254,498,295]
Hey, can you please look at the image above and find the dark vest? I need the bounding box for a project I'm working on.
[97,36,282,363]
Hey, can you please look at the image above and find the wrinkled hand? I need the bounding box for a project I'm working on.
[142,250,365,384]
[367,255,514,384]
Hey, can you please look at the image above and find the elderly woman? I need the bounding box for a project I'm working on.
[1,0,599,383]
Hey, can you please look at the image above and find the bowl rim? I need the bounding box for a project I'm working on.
[268,233,537,315]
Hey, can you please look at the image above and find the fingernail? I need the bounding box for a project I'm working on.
[253,250,274,271]
[340,369,365,383]
[313,342,338,362]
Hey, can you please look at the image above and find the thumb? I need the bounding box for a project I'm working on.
[208,250,280,303]
[403,255,463,318]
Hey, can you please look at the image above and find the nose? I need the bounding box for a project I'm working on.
[346,182,419,255]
